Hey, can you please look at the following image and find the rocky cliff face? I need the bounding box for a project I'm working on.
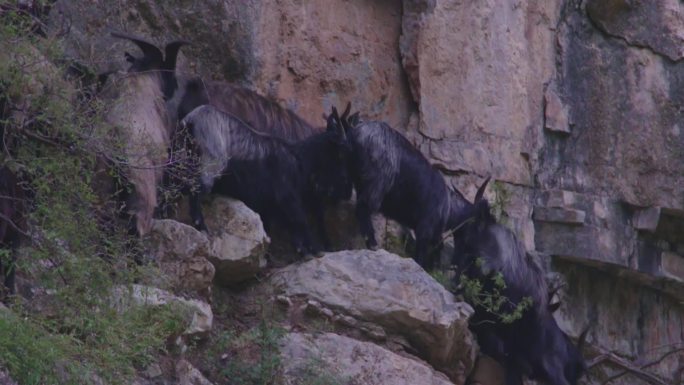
[49,0,684,383]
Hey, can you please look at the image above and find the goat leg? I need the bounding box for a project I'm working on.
[189,191,208,233]
[355,201,378,250]
[310,198,332,251]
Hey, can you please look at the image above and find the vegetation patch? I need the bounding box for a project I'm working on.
[0,5,191,383]
[460,258,532,324]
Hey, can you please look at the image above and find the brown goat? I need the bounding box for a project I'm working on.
[103,33,186,236]
[174,78,318,142]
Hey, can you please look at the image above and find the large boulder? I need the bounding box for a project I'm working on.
[280,332,455,385]
[202,197,269,285]
[269,249,476,382]
[146,219,215,296]
[111,284,212,336]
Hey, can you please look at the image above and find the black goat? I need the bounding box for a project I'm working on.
[452,195,587,385]
[337,105,475,269]
[180,104,351,255]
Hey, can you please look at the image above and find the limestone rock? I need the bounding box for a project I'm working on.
[253,1,412,129]
[111,285,212,336]
[544,85,570,134]
[203,197,269,285]
[586,0,684,61]
[280,332,455,385]
[324,200,408,255]
[551,3,684,210]
[400,0,560,187]
[661,252,684,283]
[533,207,586,225]
[270,249,476,382]
[176,360,215,385]
[631,206,661,232]
[146,220,215,295]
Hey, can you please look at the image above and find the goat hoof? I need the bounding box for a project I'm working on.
[365,238,379,251]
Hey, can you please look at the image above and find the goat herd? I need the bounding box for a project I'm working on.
[0,32,590,385]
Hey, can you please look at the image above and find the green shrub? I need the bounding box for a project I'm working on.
[0,5,191,383]
[460,258,532,324]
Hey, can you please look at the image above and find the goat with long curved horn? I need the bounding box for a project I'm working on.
[111,32,164,70]
[160,40,189,100]
[102,32,187,236]
[450,181,587,385]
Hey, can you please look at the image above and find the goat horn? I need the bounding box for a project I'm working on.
[111,32,163,66]
[474,176,491,203]
[163,40,190,71]
[577,324,591,351]
[341,102,351,120]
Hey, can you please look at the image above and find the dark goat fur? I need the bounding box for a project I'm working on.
[181,104,351,254]
[452,197,587,385]
[173,77,318,142]
[338,107,471,269]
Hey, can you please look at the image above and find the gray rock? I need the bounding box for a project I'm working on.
[146,220,215,295]
[660,251,684,283]
[203,197,269,285]
[544,190,578,209]
[111,285,212,336]
[586,0,684,61]
[544,85,570,134]
[533,207,586,225]
[269,249,476,382]
[176,360,215,385]
[280,332,456,385]
[632,206,661,232]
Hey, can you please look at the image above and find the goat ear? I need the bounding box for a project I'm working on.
[163,40,189,71]
[331,106,340,120]
[474,176,491,203]
[111,32,163,68]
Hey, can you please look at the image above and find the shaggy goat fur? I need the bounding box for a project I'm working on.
[339,110,473,269]
[102,33,186,236]
[181,104,351,254]
[452,199,587,385]
[173,78,318,142]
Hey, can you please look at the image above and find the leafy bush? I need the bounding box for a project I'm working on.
[460,258,532,324]
[0,4,189,383]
